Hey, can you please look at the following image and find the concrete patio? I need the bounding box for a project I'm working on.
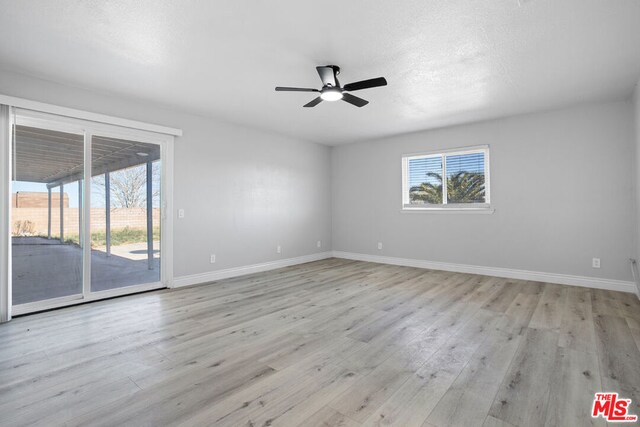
[12,237,160,305]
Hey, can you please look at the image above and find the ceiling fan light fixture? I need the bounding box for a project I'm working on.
[320,89,343,102]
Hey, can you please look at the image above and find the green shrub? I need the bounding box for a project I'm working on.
[63,226,160,248]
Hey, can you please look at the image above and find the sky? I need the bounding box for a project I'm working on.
[13,181,82,208]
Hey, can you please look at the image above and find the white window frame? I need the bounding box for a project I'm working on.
[401,145,492,212]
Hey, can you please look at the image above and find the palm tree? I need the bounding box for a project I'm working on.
[409,172,443,204]
[446,171,485,203]
[410,171,484,204]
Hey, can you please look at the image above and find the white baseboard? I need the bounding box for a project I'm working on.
[172,251,333,288]
[171,249,637,295]
[332,251,637,294]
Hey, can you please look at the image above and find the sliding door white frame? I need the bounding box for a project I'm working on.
[0,94,182,137]
[0,105,13,322]
[83,129,93,298]
[4,108,176,318]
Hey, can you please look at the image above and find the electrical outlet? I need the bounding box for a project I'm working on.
[277,245,282,254]
[210,254,216,264]
[178,208,185,219]
[377,242,383,250]
[592,258,600,269]
[317,240,322,248]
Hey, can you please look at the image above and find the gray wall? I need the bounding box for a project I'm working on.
[1,68,636,284]
[0,70,332,279]
[332,101,635,281]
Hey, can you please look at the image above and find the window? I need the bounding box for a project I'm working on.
[402,146,490,210]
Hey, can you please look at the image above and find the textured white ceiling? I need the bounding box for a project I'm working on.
[0,0,639,145]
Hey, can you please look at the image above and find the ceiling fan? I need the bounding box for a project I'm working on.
[275,65,387,108]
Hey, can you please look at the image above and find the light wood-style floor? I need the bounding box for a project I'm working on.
[1,258,639,427]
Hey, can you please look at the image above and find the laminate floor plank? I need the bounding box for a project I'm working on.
[0,259,637,427]
[299,406,360,427]
[488,328,560,427]
[496,292,541,336]
[481,281,525,313]
[360,308,500,426]
[558,287,596,354]
[426,326,522,427]
[529,283,567,332]
[593,313,640,418]
[544,347,605,427]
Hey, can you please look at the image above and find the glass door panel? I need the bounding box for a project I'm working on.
[11,125,84,305]
[90,135,161,291]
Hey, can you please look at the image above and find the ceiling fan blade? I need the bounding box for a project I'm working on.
[303,97,323,108]
[275,87,319,92]
[316,66,337,87]
[341,93,369,107]
[343,77,387,92]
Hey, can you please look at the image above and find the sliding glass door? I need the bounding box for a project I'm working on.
[11,124,85,305]
[90,135,161,292]
[8,110,170,315]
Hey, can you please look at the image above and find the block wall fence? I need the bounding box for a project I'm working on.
[12,208,161,236]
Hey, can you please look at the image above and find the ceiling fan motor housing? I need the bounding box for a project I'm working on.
[324,65,340,87]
